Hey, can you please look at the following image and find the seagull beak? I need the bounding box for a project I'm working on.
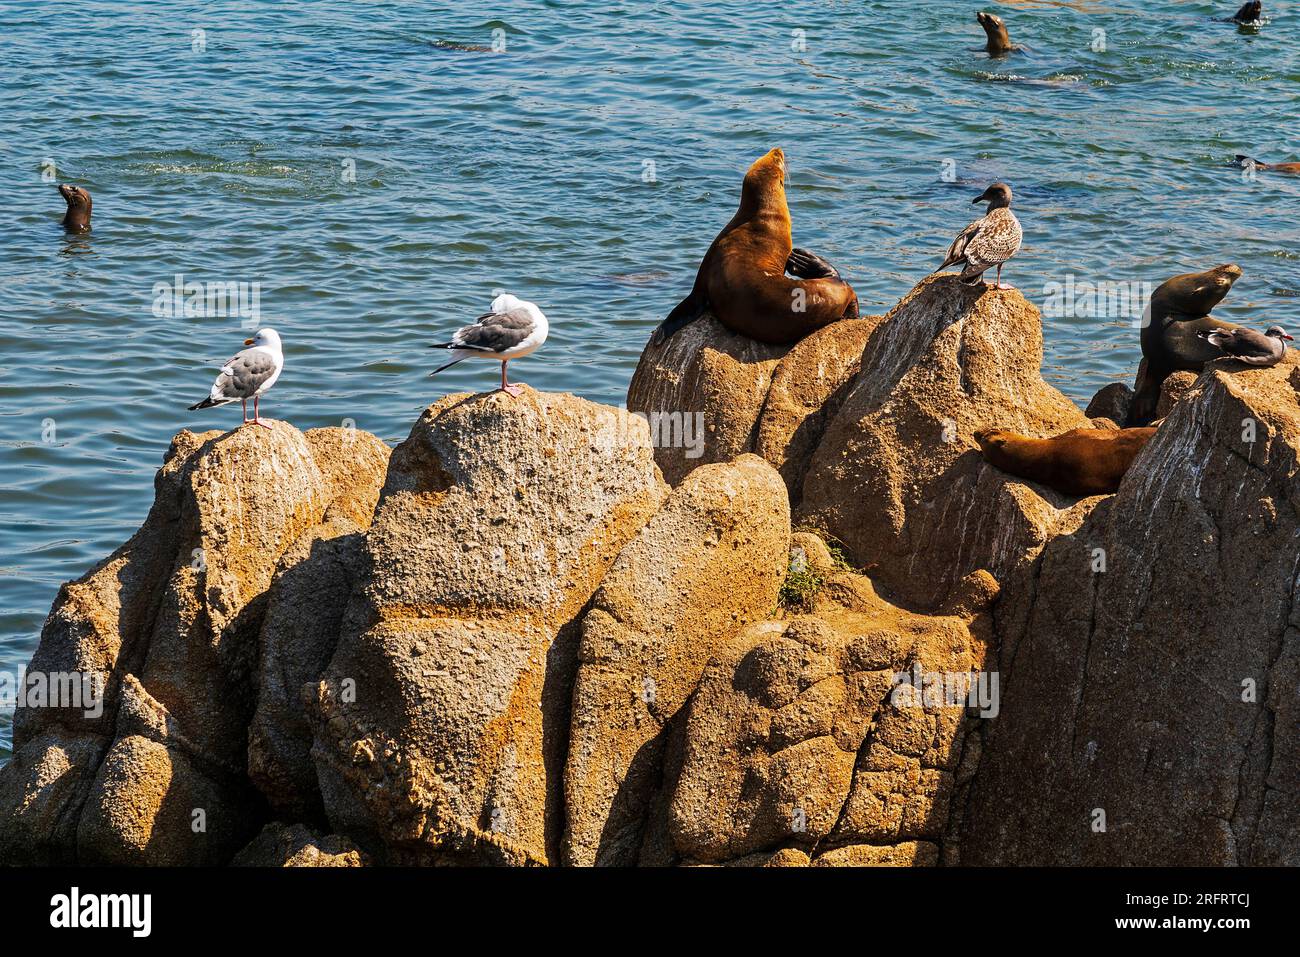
[244,338,254,346]
[1285,335,1295,341]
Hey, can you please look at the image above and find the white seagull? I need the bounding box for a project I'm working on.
[429,293,549,397]
[187,327,284,428]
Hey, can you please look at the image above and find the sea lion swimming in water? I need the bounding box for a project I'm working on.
[1236,154,1300,174]
[976,11,1017,56]
[975,426,1157,497]
[1228,1,1263,23]
[653,148,859,346]
[1127,264,1245,426]
[58,184,92,232]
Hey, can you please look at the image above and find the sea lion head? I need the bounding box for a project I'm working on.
[1233,2,1263,24]
[739,148,788,214]
[1155,263,1242,316]
[976,11,1013,54]
[58,184,92,231]
[973,182,1013,210]
[974,428,1014,454]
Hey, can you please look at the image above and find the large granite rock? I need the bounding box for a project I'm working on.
[668,564,998,865]
[627,313,880,498]
[0,423,388,865]
[962,358,1300,865]
[798,275,1090,611]
[308,390,667,865]
[563,454,790,866]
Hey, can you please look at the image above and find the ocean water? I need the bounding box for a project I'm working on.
[2,0,1298,759]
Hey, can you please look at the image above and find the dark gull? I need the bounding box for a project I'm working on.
[1197,325,1292,367]
[429,293,549,397]
[936,183,1023,290]
[187,328,284,428]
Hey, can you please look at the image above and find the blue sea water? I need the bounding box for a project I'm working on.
[2,0,1298,759]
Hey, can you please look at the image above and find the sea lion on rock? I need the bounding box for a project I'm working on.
[1128,263,1244,425]
[58,184,92,233]
[653,148,858,346]
[976,11,1017,56]
[975,426,1157,497]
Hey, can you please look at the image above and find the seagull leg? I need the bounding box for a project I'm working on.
[993,264,1014,290]
[253,395,272,429]
[241,399,248,425]
[500,360,524,398]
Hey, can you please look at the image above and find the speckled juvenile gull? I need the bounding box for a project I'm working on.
[1198,325,1292,367]
[187,327,284,428]
[936,182,1023,289]
[428,293,549,397]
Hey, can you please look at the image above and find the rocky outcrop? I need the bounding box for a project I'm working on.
[308,391,667,865]
[669,567,997,865]
[232,822,368,866]
[0,424,389,865]
[962,358,1300,865]
[6,271,1300,869]
[627,312,880,497]
[563,454,790,865]
[798,276,1090,610]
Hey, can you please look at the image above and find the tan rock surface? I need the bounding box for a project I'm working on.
[669,565,996,864]
[309,391,666,865]
[962,359,1300,864]
[798,275,1090,610]
[563,454,790,865]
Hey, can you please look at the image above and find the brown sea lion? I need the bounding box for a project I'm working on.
[1127,263,1244,425]
[976,11,1016,56]
[1236,154,1300,173]
[653,148,858,346]
[975,426,1157,497]
[58,184,92,232]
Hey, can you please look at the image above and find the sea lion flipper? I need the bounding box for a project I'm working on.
[653,290,709,345]
[785,247,841,281]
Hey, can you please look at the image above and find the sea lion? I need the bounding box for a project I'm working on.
[1236,154,1300,174]
[1229,1,1263,23]
[976,11,1016,56]
[1127,263,1244,425]
[58,184,92,232]
[653,148,858,346]
[975,426,1157,497]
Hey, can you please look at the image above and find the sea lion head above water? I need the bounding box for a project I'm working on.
[976,11,1015,56]
[58,184,92,232]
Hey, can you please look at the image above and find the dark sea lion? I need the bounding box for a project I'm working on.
[975,426,1158,497]
[1236,154,1300,173]
[1229,1,1263,23]
[653,148,858,346]
[58,184,92,232]
[976,11,1016,56]
[1127,264,1244,426]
